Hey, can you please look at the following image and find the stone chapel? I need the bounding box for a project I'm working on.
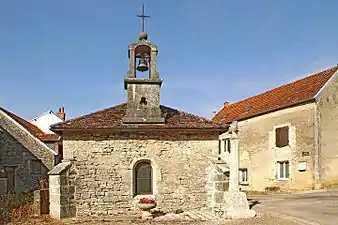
[48,18,235,218]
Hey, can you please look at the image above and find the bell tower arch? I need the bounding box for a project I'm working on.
[122,5,165,124]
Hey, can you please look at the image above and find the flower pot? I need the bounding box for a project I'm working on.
[137,202,156,210]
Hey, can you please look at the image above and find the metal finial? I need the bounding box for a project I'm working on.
[137,4,150,33]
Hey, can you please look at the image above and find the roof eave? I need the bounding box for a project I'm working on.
[225,99,315,124]
[51,126,229,133]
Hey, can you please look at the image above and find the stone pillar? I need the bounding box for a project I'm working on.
[48,161,75,219]
[224,121,256,219]
[49,175,61,219]
[229,133,239,193]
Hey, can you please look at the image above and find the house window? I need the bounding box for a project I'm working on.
[134,161,152,196]
[5,166,16,193]
[31,160,42,175]
[277,161,290,180]
[218,140,221,155]
[239,168,248,183]
[224,139,231,153]
[0,178,7,194]
[275,126,289,148]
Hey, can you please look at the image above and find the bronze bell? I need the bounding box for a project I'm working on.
[136,57,148,72]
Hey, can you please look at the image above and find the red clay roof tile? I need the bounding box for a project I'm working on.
[51,103,228,131]
[1,107,60,142]
[213,65,338,123]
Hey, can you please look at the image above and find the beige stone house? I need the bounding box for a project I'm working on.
[0,107,62,194]
[49,30,229,219]
[213,65,338,192]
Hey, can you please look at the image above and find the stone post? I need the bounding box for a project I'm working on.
[224,121,256,219]
[229,130,239,193]
[48,161,74,219]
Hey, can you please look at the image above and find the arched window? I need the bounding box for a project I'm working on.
[134,161,152,195]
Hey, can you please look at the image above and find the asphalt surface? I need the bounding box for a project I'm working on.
[250,190,338,225]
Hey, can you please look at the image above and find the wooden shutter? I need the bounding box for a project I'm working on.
[276,127,289,147]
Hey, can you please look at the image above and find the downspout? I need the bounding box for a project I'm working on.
[313,101,321,189]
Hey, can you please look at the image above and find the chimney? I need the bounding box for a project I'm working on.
[56,107,66,121]
[224,101,230,107]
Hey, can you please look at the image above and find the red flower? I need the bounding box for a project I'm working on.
[139,197,154,204]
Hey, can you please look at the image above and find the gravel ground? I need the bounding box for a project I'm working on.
[6,212,301,225]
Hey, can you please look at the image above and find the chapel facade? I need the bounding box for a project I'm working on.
[48,23,230,218]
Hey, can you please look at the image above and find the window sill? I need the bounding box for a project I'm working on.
[274,145,291,150]
[239,182,249,186]
[277,178,289,181]
[133,194,155,200]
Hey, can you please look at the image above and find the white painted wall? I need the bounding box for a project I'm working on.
[30,111,63,134]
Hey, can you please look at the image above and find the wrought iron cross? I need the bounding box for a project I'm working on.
[137,4,150,32]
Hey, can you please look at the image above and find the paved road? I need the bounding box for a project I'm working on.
[250,190,338,225]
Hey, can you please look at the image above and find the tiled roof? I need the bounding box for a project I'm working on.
[36,133,60,142]
[51,103,228,131]
[0,107,60,142]
[213,65,338,123]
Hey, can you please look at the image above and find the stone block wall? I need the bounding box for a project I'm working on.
[0,127,50,193]
[236,103,316,191]
[59,131,219,218]
[317,74,338,185]
[0,111,56,170]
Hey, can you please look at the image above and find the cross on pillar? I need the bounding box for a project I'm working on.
[137,4,150,33]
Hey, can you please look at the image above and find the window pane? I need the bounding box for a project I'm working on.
[239,169,248,182]
[135,162,152,195]
[227,140,231,153]
[136,164,151,178]
[285,161,290,178]
[0,179,7,194]
[218,140,221,155]
[31,160,42,175]
[279,162,284,178]
[5,167,15,192]
[136,178,152,195]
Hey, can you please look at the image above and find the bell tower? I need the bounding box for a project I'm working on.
[122,5,165,124]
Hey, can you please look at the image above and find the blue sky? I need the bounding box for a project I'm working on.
[0,0,338,121]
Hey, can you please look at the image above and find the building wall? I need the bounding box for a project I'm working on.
[0,127,49,194]
[30,112,63,134]
[0,111,56,170]
[317,73,338,186]
[61,131,219,217]
[235,103,316,191]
